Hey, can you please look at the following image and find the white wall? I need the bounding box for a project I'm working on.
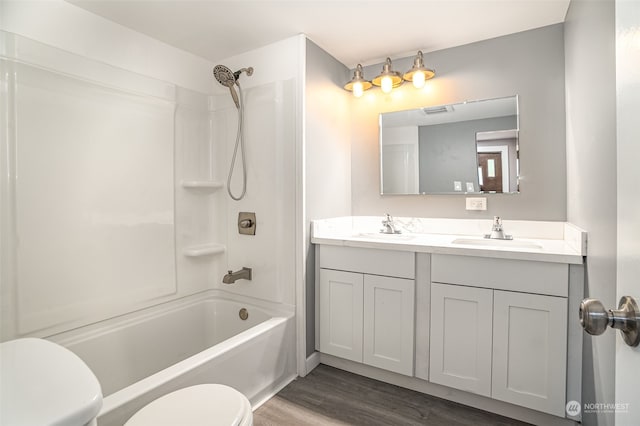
[352,24,566,220]
[564,0,617,425]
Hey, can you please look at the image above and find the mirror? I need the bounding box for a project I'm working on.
[379,95,519,195]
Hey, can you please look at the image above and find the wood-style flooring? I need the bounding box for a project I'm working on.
[253,364,530,426]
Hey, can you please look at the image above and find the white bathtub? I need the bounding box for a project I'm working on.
[49,291,296,426]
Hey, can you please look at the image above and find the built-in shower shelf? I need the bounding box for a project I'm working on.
[183,244,226,257]
[181,180,224,191]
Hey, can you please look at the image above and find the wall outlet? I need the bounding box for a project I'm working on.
[466,197,487,211]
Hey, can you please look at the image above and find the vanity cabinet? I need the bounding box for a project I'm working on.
[491,290,567,415]
[429,254,568,417]
[429,283,493,397]
[363,274,415,374]
[318,246,415,376]
[319,269,363,362]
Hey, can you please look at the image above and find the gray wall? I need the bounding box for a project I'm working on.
[419,115,517,193]
[304,39,351,359]
[564,1,617,425]
[351,24,566,220]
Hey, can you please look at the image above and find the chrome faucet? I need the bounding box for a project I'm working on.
[380,213,401,234]
[484,216,513,240]
[223,267,252,284]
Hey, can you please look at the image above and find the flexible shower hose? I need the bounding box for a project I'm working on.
[227,83,246,201]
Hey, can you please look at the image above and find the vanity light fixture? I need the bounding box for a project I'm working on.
[372,58,404,93]
[345,52,435,96]
[403,51,435,88]
[343,64,372,98]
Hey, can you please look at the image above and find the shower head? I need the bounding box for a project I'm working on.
[213,64,236,87]
[213,65,253,109]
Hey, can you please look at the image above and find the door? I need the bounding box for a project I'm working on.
[615,1,640,424]
[319,269,363,362]
[492,290,567,417]
[429,283,493,397]
[363,274,414,375]
[478,152,503,192]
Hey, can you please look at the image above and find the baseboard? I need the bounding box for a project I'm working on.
[304,351,321,375]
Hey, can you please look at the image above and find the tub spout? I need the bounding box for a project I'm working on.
[223,267,252,284]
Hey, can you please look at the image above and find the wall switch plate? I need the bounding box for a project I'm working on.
[466,182,475,192]
[454,181,462,191]
[466,197,487,211]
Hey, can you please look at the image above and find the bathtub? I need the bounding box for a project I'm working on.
[49,291,296,426]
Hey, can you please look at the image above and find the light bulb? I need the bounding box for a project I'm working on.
[353,81,363,98]
[412,71,426,88]
[381,76,393,93]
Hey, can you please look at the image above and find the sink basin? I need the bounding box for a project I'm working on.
[452,238,543,250]
[353,232,416,241]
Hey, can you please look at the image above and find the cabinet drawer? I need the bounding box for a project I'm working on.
[431,254,568,297]
[319,245,415,279]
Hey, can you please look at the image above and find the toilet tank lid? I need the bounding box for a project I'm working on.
[0,338,103,425]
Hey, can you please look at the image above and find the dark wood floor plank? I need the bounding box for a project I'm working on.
[253,364,531,426]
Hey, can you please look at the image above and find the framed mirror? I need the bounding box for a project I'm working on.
[379,95,519,195]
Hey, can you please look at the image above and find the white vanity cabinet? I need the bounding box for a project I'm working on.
[319,269,363,362]
[318,246,415,376]
[491,290,568,415]
[429,282,493,397]
[429,254,569,417]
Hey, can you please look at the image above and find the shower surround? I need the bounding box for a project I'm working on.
[0,0,301,409]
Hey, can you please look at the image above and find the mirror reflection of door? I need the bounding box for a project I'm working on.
[478,152,503,192]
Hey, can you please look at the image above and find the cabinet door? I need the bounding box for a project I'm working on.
[429,283,493,397]
[319,269,363,362]
[492,290,567,417]
[363,275,415,375]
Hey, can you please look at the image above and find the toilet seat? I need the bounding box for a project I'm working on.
[125,384,253,426]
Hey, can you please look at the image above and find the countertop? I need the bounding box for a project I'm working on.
[311,217,587,265]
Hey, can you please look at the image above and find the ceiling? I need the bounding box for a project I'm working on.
[67,0,571,68]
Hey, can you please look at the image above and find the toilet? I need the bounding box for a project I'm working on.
[0,338,253,426]
[0,338,103,426]
[124,384,253,426]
